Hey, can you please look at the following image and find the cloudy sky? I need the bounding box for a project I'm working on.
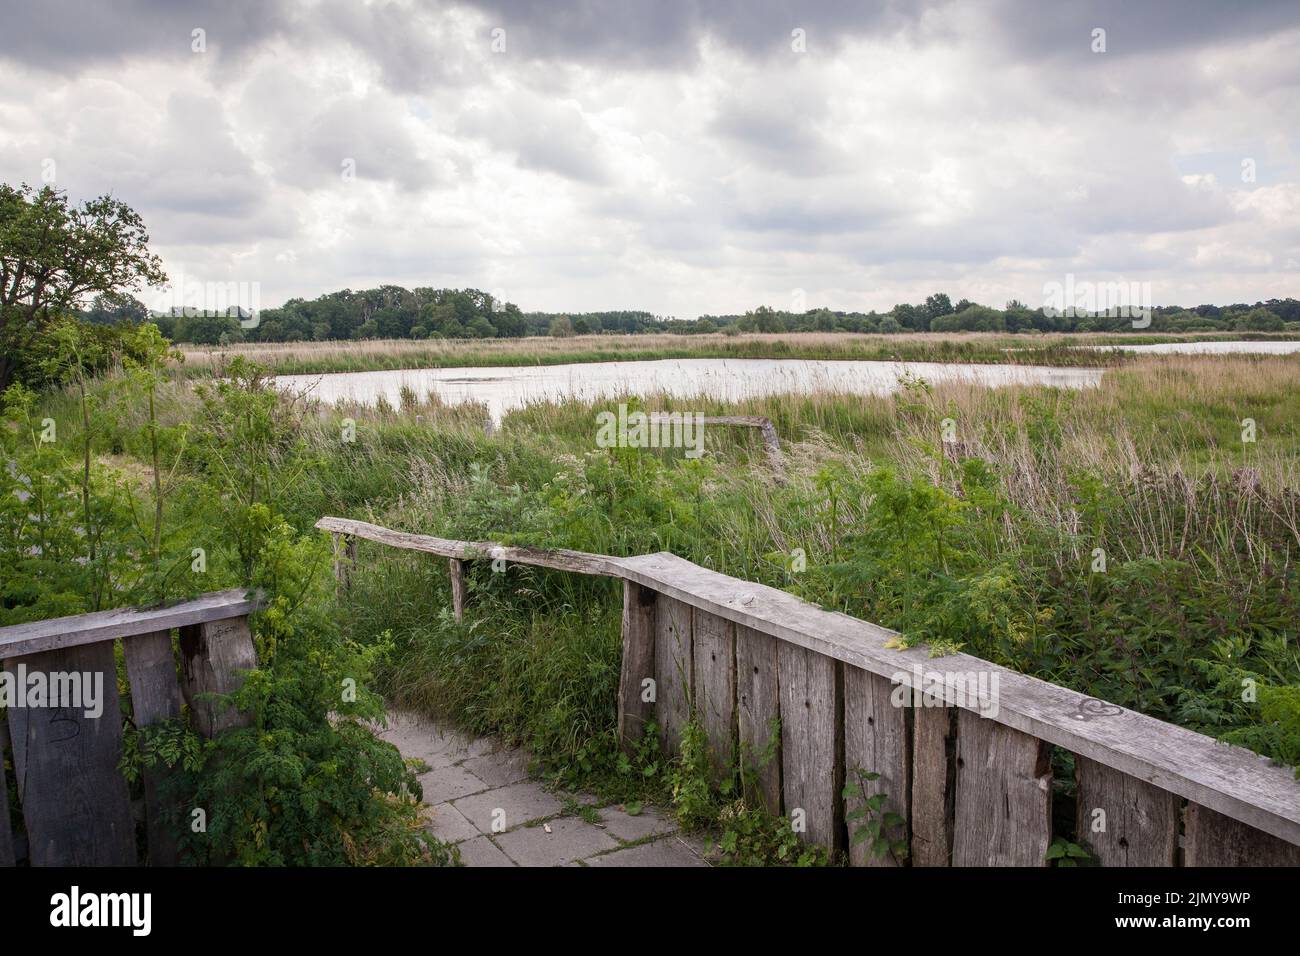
[1,0,1298,317]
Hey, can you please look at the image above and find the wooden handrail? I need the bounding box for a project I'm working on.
[318,515,1300,849]
[619,552,1300,846]
[0,588,265,659]
[0,589,264,866]
[315,516,622,576]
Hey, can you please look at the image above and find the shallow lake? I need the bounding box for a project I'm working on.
[274,358,1104,423]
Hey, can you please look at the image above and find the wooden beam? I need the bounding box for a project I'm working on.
[179,617,258,738]
[910,704,955,866]
[778,642,842,850]
[0,589,265,660]
[1075,755,1179,866]
[952,714,1052,866]
[843,666,909,866]
[124,630,183,866]
[653,594,693,756]
[315,516,621,577]
[692,610,737,786]
[617,580,657,754]
[1185,802,1300,866]
[331,532,355,594]
[449,558,467,622]
[735,624,781,813]
[616,551,1300,847]
[6,643,137,865]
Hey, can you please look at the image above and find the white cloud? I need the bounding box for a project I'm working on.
[0,0,1296,315]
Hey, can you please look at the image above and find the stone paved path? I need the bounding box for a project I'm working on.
[379,710,710,867]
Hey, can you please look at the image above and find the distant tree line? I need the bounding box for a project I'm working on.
[80,286,1300,346]
[695,293,1300,336]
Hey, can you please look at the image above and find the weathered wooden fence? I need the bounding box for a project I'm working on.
[0,589,263,866]
[320,515,1300,867]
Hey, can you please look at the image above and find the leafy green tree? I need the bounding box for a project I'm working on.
[891,304,924,331]
[86,292,149,325]
[812,308,837,331]
[466,316,497,338]
[173,311,243,344]
[931,304,1006,332]
[1234,307,1284,331]
[549,315,575,337]
[493,302,527,337]
[0,183,166,390]
[923,293,953,323]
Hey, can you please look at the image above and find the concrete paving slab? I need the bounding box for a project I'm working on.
[423,802,480,844]
[460,749,531,788]
[378,711,475,764]
[495,817,619,867]
[418,764,488,804]
[598,805,678,843]
[453,781,565,833]
[583,837,709,867]
[457,836,515,867]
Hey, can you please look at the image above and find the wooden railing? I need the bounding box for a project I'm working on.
[0,589,264,866]
[320,515,1300,867]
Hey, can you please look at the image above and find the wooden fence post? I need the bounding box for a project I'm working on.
[1075,755,1179,866]
[5,644,137,865]
[179,617,258,738]
[124,630,184,866]
[449,558,467,622]
[952,715,1052,866]
[910,704,956,866]
[778,642,843,850]
[843,666,910,866]
[617,581,657,754]
[654,594,694,755]
[736,624,781,813]
[692,610,737,786]
[1185,802,1300,866]
[332,533,357,594]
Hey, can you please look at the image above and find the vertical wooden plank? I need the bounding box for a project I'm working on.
[910,704,956,866]
[952,714,1052,866]
[778,642,842,850]
[125,631,182,725]
[179,616,258,738]
[6,642,137,865]
[691,610,736,786]
[1185,802,1300,866]
[0,709,15,867]
[124,630,182,866]
[332,533,357,595]
[1075,755,1179,866]
[653,594,693,756]
[449,558,467,622]
[617,580,657,754]
[736,624,781,812]
[843,666,910,867]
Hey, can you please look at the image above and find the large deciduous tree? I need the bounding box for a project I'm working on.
[0,183,167,390]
